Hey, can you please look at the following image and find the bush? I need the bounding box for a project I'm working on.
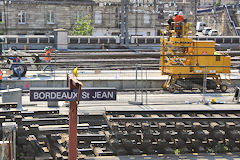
[70,15,94,36]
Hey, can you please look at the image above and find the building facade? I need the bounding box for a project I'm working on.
[0,0,197,36]
[0,0,162,36]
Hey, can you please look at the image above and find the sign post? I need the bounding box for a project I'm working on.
[67,74,82,160]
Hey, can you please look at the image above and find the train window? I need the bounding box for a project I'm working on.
[90,38,98,44]
[147,38,154,44]
[100,38,108,44]
[109,38,116,44]
[80,38,88,44]
[39,38,48,43]
[18,38,27,43]
[233,38,239,43]
[7,38,16,44]
[29,38,38,43]
[216,56,221,61]
[138,38,145,44]
[216,38,223,43]
[199,38,206,41]
[224,38,231,43]
[70,38,78,44]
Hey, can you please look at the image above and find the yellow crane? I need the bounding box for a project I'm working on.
[160,21,231,93]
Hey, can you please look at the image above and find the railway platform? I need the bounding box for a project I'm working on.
[13,91,240,114]
[1,69,240,90]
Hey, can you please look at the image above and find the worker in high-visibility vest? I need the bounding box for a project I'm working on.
[174,12,185,38]
[43,47,53,72]
[9,52,21,79]
[0,69,2,90]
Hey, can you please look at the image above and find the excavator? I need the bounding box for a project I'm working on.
[160,18,231,93]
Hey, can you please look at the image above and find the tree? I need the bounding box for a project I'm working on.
[70,15,94,36]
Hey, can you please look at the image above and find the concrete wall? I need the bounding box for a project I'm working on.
[2,79,239,91]
[2,79,163,90]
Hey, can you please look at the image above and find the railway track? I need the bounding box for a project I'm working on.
[28,51,240,70]
[3,49,239,70]
[1,108,240,159]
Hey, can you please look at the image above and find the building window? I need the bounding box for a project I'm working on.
[18,10,26,24]
[95,11,102,24]
[0,12,4,24]
[77,11,83,21]
[47,10,55,24]
[144,14,150,24]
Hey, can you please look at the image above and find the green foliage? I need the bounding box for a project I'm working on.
[70,15,94,36]
[174,149,180,155]
[207,148,214,153]
[216,0,221,7]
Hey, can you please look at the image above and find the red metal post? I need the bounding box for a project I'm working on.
[69,98,77,160]
[68,75,82,160]
[8,136,11,160]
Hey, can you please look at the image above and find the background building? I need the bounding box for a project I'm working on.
[0,0,236,36]
[0,0,160,36]
[0,0,196,36]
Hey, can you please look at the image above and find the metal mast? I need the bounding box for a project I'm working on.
[120,0,129,46]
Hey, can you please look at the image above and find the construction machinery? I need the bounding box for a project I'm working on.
[160,21,231,93]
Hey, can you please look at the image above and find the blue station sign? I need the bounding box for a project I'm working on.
[30,88,117,101]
